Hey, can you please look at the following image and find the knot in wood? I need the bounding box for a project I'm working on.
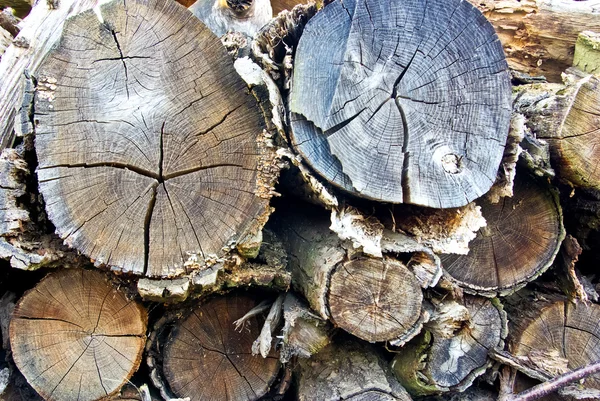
[34,0,272,277]
[289,0,512,208]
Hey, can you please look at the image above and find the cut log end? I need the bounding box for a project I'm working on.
[328,257,423,343]
[33,0,278,278]
[289,0,511,208]
[440,173,564,296]
[163,295,280,401]
[9,269,147,401]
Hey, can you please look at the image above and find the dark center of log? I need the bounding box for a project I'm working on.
[289,0,511,208]
[34,0,273,277]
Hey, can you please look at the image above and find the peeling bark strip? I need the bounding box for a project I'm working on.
[270,203,424,344]
[288,0,511,208]
[34,0,277,277]
[440,173,564,296]
[9,269,147,401]
[162,295,280,401]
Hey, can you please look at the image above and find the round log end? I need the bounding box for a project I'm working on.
[34,0,275,278]
[440,173,565,296]
[289,0,511,208]
[328,256,423,343]
[9,269,147,401]
[163,295,280,401]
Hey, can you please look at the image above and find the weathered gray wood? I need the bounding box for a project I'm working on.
[33,0,279,277]
[189,0,272,37]
[391,296,506,395]
[440,173,564,296]
[0,0,99,150]
[162,295,280,401]
[296,338,413,401]
[289,0,511,208]
[270,202,425,344]
[10,269,148,401]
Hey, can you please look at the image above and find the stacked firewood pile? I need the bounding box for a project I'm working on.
[0,0,599,400]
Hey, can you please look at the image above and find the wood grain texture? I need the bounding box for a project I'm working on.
[296,338,412,401]
[34,0,273,277]
[9,269,147,401]
[440,173,564,295]
[511,300,600,398]
[163,295,280,401]
[289,0,511,208]
[469,0,600,83]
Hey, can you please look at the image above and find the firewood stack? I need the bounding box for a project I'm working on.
[0,0,598,400]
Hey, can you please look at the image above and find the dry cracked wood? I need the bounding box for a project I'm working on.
[440,173,564,296]
[295,337,413,401]
[34,0,277,277]
[162,295,280,401]
[270,202,424,344]
[289,0,511,208]
[9,269,147,401]
[391,296,506,395]
[510,299,600,400]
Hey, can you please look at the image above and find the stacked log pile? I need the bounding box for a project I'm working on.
[0,0,599,400]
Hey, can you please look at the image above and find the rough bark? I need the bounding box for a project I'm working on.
[295,337,413,401]
[270,202,426,344]
[189,0,272,37]
[391,296,507,395]
[9,269,147,401]
[440,172,564,296]
[516,72,600,190]
[288,0,511,208]
[159,295,281,401]
[33,0,279,277]
[468,0,600,83]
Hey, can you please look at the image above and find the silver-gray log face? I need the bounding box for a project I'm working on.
[290,0,512,208]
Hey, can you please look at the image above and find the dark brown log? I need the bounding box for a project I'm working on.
[440,172,564,296]
[271,203,425,344]
[288,0,511,208]
[295,337,413,401]
[9,269,147,401]
[391,295,507,395]
[161,295,280,401]
[33,0,279,278]
[468,0,600,83]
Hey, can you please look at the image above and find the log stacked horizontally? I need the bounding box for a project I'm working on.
[0,0,599,399]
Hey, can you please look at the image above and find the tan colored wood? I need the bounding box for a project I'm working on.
[468,0,600,82]
[163,295,280,401]
[34,0,277,277]
[511,300,600,400]
[440,173,564,296]
[9,269,147,401]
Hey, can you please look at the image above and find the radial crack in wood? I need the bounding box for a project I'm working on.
[440,173,564,296]
[289,0,511,208]
[510,299,600,400]
[33,0,277,277]
[162,295,280,401]
[9,269,148,401]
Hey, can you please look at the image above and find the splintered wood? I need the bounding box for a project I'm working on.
[289,0,511,208]
[9,269,147,401]
[163,296,280,401]
[34,0,275,278]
